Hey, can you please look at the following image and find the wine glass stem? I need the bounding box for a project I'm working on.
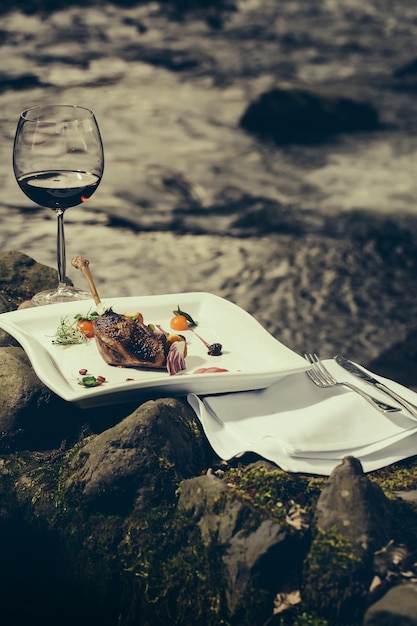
[56,209,66,286]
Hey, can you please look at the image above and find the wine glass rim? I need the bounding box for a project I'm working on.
[20,104,95,122]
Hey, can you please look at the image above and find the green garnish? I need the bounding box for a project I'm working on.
[74,311,101,322]
[53,309,106,346]
[78,376,103,388]
[53,316,88,345]
[172,305,198,327]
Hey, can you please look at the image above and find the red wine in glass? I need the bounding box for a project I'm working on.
[13,105,104,306]
[17,170,101,210]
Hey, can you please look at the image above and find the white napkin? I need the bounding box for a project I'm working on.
[187,359,417,475]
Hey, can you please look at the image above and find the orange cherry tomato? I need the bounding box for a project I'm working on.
[77,320,94,338]
[170,314,189,331]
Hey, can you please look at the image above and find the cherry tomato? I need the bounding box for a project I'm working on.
[77,320,94,338]
[170,314,189,331]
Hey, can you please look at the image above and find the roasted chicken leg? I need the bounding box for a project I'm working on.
[93,309,168,369]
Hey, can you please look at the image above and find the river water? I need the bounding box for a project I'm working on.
[1,0,417,378]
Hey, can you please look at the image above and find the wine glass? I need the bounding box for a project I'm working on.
[13,104,104,306]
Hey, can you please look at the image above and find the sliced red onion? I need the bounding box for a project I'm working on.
[166,341,187,376]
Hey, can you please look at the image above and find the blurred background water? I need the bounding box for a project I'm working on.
[1,0,417,379]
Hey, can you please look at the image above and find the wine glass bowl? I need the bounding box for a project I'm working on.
[13,105,104,306]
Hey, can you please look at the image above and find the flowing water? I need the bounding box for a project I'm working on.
[1,0,417,374]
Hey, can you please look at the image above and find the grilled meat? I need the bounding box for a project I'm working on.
[93,309,168,368]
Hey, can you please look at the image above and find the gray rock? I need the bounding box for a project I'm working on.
[0,251,58,302]
[314,456,392,558]
[66,397,210,511]
[302,457,393,622]
[364,583,417,625]
[0,345,93,451]
[0,250,62,346]
[178,472,289,616]
[240,86,380,144]
[0,347,53,433]
[0,251,58,328]
[178,473,231,541]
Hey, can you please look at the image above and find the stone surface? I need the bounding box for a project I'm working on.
[0,250,58,305]
[302,457,394,623]
[0,347,53,435]
[314,456,393,557]
[364,583,417,625]
[178,472,291,615]
[66,397,211,511]
[240,86,380,144]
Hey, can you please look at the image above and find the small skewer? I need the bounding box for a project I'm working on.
[71,256,101,305]
[190,328,222,356]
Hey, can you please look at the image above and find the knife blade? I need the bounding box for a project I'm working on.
[335,355,417,419]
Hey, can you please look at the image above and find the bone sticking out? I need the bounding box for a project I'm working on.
[71,256,101,305]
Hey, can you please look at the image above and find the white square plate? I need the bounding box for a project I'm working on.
[0,292,308,408]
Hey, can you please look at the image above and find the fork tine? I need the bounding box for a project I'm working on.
[311,353,336,386]
[304,354,318,381]
[304,353,329,387]
[305,367,320,385]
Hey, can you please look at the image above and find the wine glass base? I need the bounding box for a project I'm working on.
[31,286,94,306]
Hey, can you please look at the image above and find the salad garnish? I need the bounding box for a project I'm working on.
[53,310,103,345]
[53,316,90,345]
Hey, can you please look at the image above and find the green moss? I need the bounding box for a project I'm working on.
[157,455,175,470]
[371,456,417,494]
[224,462,324,524]
[275,611,329,626]
[302,526,368,624]
[23,441,225,624]
[120,503,230,626]
[177,401,206,444]
[8,447,417,626]
[367,458,417,551]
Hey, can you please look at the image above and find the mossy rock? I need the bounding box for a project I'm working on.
[0,251,58,309]
[0,251,69,348]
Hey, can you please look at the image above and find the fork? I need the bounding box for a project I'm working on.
[304,353,401,414]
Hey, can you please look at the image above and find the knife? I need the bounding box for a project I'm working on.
[335,355,417,419]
